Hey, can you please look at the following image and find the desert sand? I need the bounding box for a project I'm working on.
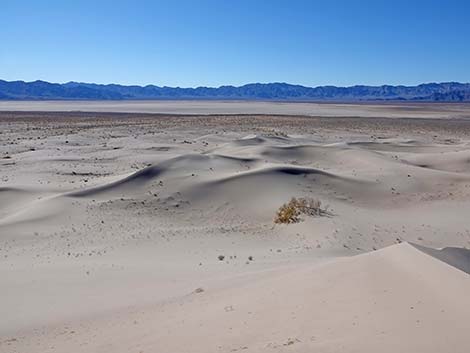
[1,100,470,118]
[1,105,469,353]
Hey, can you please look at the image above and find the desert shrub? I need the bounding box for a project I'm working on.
[274,199,301,224]
[274,197,330,224]
[263,129,288,138]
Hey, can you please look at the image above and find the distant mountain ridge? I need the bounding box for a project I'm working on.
[1,80,470,101]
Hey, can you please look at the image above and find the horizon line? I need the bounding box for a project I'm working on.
[2,79,470,90]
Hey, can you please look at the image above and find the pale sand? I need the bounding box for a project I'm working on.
[1,100,470,118]
[0,109,469,352]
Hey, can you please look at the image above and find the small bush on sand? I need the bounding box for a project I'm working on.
[275,199,301,224]
[263,129,288,138]
[274,197,330,224]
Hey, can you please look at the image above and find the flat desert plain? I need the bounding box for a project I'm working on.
[1,103,470,353]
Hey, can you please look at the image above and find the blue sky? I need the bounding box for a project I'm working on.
[1,0,469,87]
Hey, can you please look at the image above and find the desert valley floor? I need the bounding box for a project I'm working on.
[1,103,470,353]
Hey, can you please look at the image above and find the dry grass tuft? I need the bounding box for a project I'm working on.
[274,197,330,224]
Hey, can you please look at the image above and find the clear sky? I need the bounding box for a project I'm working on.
[1,0,470,87]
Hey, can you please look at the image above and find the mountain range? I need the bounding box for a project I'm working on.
[1,80,470,101]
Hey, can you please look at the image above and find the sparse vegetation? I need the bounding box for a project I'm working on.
[274,197,330,224]
[263,129,288,137]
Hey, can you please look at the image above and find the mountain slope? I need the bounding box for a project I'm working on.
[1,80,470,101]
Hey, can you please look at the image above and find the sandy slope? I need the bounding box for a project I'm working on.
[1,111,469,352]
[3,243,469,353]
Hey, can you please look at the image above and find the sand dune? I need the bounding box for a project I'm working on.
[401,149,470,173]
[412,243,470,274]
[1,112,469,352]
[3,243,469,353]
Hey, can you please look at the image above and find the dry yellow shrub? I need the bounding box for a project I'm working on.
[274,197,329,224]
